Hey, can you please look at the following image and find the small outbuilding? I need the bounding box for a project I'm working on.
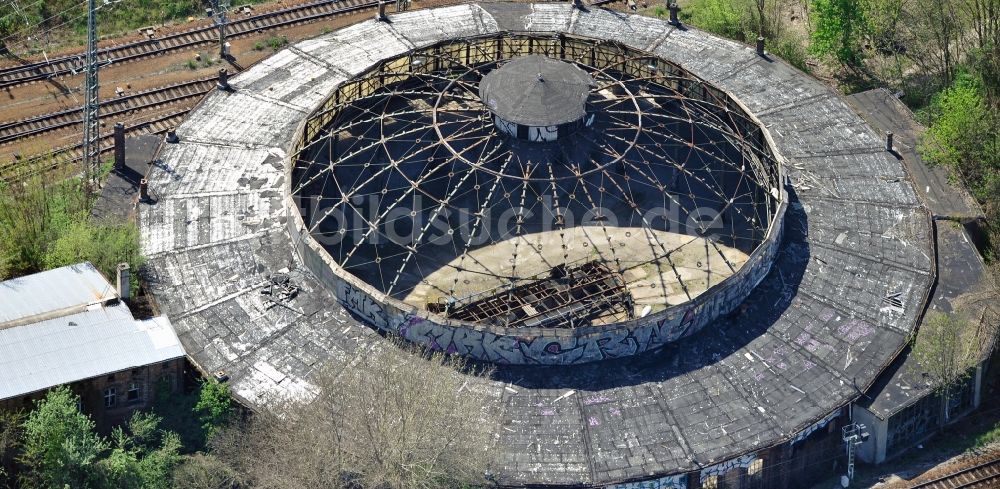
[0,262,186,431]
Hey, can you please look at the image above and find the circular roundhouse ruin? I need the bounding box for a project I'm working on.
[141,3,934,487]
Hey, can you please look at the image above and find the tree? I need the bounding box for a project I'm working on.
[910,312,987,421]
[964,0,1000,53]
[18,386,107,488]
[15,387,187,489]
[810,0,866,66]
[0,163,144,285]
[194,380,233,442]
[906,0,963,87]
[170,453,239,489]
[918,71,1000,213]
[0,410,23,486]
[214,342,500,489]
[99,412,182,489]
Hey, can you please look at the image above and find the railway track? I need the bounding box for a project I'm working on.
[0,0,379,90]
[0,0,626,180]
[0,0,602,91]
[0,77,214,145]
[909,456,1000,488]
[0,108,187,182]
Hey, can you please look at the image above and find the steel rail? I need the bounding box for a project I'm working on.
[909,457,1000,489]
[0,77,214,145]
[0,0,376,90]
[0,108,188,181]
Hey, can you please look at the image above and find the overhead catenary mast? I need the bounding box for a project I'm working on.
[213,0,230,58]
[82,0,100,189]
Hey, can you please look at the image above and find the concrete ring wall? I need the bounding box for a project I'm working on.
[284,31,789,365]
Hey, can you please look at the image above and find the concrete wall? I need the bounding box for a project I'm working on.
[851,405,887,465]
[289,199,783,364]
[854,358,988,465]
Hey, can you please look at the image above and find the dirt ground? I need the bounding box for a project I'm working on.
[0,0,318,69]
[0,0,459,162]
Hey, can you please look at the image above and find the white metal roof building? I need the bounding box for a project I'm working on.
[0,263,185,401]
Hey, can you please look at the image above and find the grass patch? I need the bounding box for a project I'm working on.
[265,35,288,51]
[973,420,1000,448]
[254,35,287,52]
[1,0,272,53]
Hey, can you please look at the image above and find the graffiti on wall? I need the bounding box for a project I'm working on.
[323,213,785,365]
[790,408,841,445]
[337,282,390,331]
[700,452,757,481]
[605,473,687,489]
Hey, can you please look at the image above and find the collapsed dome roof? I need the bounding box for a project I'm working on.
[291,32,784,341]
[479,54,594,127]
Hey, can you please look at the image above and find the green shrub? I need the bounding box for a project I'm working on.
[19,387,107,488]
[918,72,1000,204]
[771,33,812,73]
[170,453,239,489]
[682,0,752,41]
[810,0,866,66]
[0,168,144,287]
[194,380,233,441]
[0,174,88,279]
[265,35,288,51]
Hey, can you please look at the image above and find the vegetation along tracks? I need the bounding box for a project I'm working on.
[909,456,1000,488]
[0,0,378,90]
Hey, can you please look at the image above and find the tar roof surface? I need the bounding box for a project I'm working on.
[479,54,593,126]
[859,209,995,419]
[847,89,997,419]
[139,4,934,486]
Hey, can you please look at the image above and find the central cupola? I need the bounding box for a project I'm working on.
[478,54,594,142]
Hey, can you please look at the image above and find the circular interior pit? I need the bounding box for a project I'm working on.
[290,32,785,358]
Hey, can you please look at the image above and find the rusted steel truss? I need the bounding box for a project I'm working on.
[434,261,634,329]
[290,32,783,324]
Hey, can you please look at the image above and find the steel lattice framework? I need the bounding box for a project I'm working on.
[291,33,783,329]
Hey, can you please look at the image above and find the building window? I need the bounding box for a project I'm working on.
[127,382,141,403]
[104,387,116,408]
[887,392,940,454]
[158,373,177,393]
[748,458,763,476]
